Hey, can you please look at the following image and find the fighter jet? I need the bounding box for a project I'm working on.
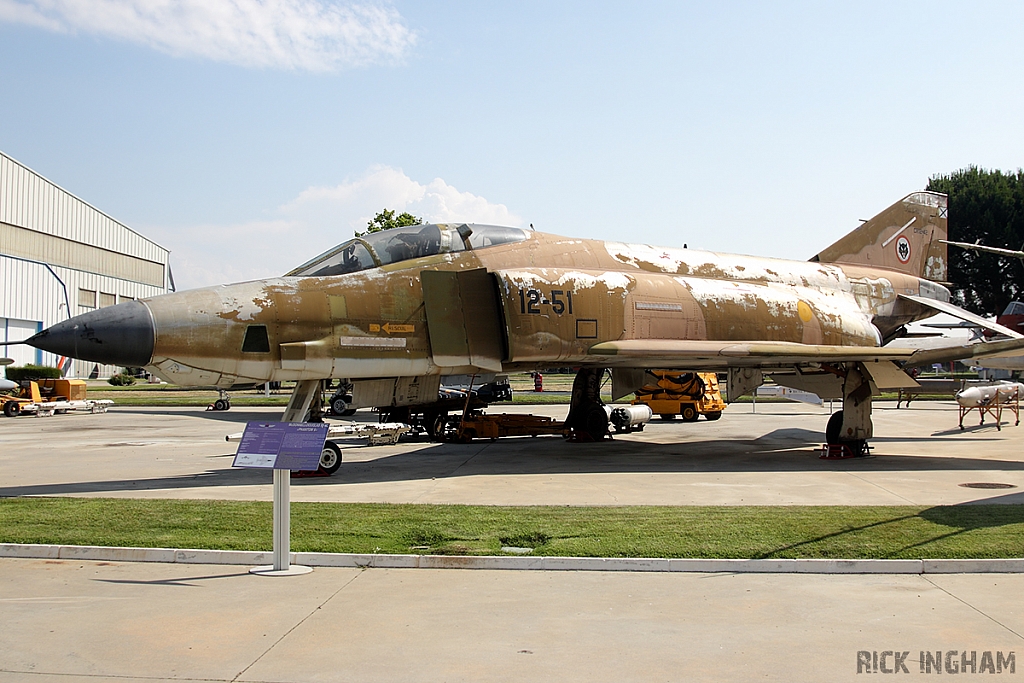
[23,191,1024,454]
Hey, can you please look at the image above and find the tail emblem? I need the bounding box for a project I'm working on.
[895,236,911,263]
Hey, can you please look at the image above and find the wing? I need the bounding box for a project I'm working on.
[587,337,1024,371]
[587,340,913,369]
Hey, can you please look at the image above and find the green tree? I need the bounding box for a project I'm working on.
[356,208,423,237]
[927,167,1024,315]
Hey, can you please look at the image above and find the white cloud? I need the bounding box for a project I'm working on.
[149,219,300,290]
[147,166,522,290]
[286,164,523,231]
[0,0,416,70]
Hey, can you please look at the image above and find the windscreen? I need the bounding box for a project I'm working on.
[288,224,529,276]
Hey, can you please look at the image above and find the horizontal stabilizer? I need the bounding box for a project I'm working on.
[904,336,1024,369]
[899,294,1023,339]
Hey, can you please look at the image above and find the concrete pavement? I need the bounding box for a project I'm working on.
[2,402,1023,681]
[1,557,1022,682]
[0,401,1022,505]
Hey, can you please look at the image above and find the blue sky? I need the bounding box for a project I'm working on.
[2,1,1023,289]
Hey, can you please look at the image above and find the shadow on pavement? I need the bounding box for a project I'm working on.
[2,424,1023,498]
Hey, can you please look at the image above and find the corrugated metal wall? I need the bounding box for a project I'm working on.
[1,255,168,377]
[0,150,172,378]
[0,151,169,267]
[1,222,166,287]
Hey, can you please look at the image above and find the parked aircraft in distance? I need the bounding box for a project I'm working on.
[933,240,1024,372]
[22,192,1024,456]
[972,302,1024,372]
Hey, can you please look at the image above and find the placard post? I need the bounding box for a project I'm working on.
[273,468,291,571]
[233,420,327,577]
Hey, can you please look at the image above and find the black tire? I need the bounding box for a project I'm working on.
[704,411,722,421]
[825,410,844,444]
[584,405,609,438]
[319,441,342,475]
[341,408,356,416]
[681,405,699,422]
[659,413,676,421]
[425,411,448,440]
[330,396,349,416]
[213,398,229,411]
[3,401,19,417]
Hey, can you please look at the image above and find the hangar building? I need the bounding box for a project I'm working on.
[1,150,172,378]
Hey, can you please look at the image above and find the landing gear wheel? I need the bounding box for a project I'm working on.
[584,406,610,439]
[565,367,610,441]
[425,411,448,440]
[213,398,229,411]
[659,413,676,421]
[3,401,20,417]
[825,410,843,444]
[681,405,699,422]
[319,441,342,475]
[704,411,722,421]
[823,411,869,456]
[330,396,350,417]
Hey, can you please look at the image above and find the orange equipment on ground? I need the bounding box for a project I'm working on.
[632,371,726,422]
[1,379,111,417]
[447,412,566,442]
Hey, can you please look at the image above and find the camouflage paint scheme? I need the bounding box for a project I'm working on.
[27,191,1024,446]
[144,194,949,386]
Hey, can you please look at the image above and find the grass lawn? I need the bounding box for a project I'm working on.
[2,498,1022,559]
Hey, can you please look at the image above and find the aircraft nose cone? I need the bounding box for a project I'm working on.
[26,300,155,367]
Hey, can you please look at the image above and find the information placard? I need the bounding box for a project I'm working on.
[233,422,328,471]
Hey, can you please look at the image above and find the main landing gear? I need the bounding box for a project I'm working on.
[565,367,611,441]
[822,362,873,458]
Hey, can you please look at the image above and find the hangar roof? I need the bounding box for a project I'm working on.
[0,150,168,266]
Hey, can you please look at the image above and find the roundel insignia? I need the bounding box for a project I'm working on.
[895,236,911,264]
[797,301,813,323]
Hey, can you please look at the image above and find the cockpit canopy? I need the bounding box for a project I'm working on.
[287,224,529,277]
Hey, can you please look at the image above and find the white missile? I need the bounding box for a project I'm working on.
[955,382,1024,408]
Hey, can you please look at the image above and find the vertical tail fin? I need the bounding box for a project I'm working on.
[811,192,948,281]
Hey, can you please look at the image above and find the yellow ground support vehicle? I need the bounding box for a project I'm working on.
[1,379,112,417]
[632,371,726,422]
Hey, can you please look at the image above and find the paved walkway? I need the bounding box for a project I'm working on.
[2,557,1022,682]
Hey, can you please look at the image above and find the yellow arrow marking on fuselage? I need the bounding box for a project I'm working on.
[370,323,415,334]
